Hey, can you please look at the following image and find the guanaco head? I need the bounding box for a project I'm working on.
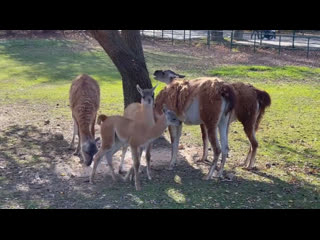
[153,70,185,84]
[162,104,182,126]
[136,84,158,106]
[82,138,99,166]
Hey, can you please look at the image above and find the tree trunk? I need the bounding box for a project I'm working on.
[210,30,224,41]
[89,30,152,108]
[234,30,244,40]
[121,30,147,68]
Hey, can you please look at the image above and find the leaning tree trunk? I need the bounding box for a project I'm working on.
[89,30,152,108]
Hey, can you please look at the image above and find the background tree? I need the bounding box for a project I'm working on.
[89,30,152,108]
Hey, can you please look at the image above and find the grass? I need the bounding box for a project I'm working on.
[208,65,320,82]
[0,39,124,115]
[0,38,320,209]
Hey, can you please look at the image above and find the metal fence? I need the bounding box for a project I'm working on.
[140,30,320,58]
[141,30,208,45]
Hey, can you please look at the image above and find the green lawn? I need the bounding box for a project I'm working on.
[0,39,319,208]
[208,65,320,82]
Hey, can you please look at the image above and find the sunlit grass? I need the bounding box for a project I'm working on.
[208,65,320,82]
[166,188,186,204]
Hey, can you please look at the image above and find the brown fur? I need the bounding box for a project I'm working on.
[98,114,168,149]
[255,88,272,131]
[153,69,271,170]
[124,102,155,127]
[229,82,271,132]
[119,85,158,177]
[90,108,181,191]
[154,77,236,178]
[69,74,100,133]
[205,82,271,169]
[155,77,235,120]
[97,114,107,125]
[120,102,155,177]
[160,77,271,169]
[69,74,100,165]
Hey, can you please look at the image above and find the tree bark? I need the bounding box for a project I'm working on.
[121,30,147,68]
[89,30,152,108]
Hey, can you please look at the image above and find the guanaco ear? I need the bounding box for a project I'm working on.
[136,84,143,96]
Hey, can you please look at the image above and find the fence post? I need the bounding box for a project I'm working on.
[189,30,192,46]
[172,30,174,45]
[230,30,234,51]
[184,30,186,42]
[292,30,296,48]
[307,37,310,58]
[207,30,211,49]
[253,33,257,53]
[278,35,282,55]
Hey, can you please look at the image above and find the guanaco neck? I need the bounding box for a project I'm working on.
[141,103,155,121]
[78,125,93,143]
[145,114,167,141]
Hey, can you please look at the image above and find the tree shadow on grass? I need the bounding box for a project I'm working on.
[272,143,320,166]
[108,135,320,209]
[118,159,320,209]
[235,137,320,169]
[0,124,319,209]
[0,39,121,85]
